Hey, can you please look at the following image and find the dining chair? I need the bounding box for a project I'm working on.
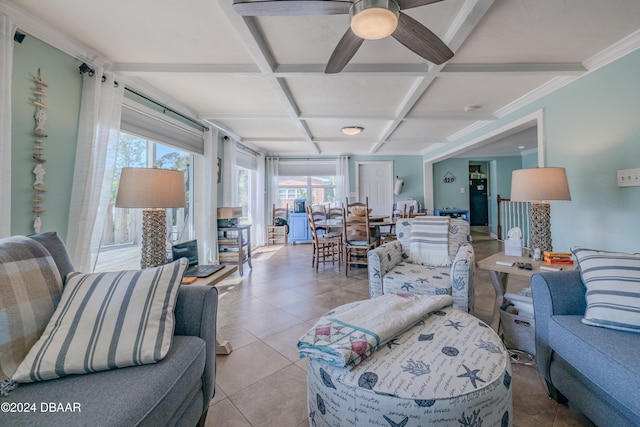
[306,206,341,271]
[266,203,288,245]
[343,199,377,276]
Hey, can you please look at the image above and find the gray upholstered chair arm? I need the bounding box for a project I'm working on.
[368,241,403,298]
[174,285,219,410]
[531,271,586,381]
[450,243,474,312]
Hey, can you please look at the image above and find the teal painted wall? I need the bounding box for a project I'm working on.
[350,155,424,207]
[426,49,640,253]
[11,35,81,239]
[433,156,523,236]
[522,152,538,168]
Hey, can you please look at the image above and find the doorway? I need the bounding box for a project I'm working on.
[356,161,393,216]
[468,162,489,226]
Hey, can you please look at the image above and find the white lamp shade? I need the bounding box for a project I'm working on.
[116,168,186,208]
[510,167,571,202]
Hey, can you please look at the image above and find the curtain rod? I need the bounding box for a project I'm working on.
[276,156,350,161]
[124,87,208,131]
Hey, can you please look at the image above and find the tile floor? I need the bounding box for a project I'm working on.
[205,235,595,427]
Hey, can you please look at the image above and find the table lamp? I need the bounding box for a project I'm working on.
[510,167,571,253]
[115,167,186,268]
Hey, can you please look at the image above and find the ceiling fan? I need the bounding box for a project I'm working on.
[232,0,454,73]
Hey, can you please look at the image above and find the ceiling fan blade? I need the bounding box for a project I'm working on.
[392,12,453,65]
[325,28,364,74]
[233,0,351,16]
[397,0,445,10]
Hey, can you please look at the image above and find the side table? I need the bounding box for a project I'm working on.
[476,252,577,331]
[183,265,238,354]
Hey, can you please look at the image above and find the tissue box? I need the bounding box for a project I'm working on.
[505,239,523,257]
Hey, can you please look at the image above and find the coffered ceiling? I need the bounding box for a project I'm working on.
[5,0,640,158]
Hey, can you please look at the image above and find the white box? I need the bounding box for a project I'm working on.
[505,239,522,257]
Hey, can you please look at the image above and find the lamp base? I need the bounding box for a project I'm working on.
[141,209,167,269]
[530,202,552,253]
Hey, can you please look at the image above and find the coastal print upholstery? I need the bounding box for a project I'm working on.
[368,218,474,312]
[298,294,452,369]
[307,307,512,426]
[0,236,63,388]
[572,247,640,333]
[13,259,187,383]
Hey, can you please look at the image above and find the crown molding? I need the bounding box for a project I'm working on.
[0,1,105,67]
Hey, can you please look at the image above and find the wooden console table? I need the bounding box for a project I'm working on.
[182,264,238,354]
[476,252,577,331]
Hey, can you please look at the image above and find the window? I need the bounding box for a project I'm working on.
[277,175,337,210]
[95,131,194,271]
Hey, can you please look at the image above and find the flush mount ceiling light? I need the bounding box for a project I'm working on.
[350,0,399,40]
[342,126,364,136]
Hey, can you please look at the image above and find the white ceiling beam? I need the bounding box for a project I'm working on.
[111,61,585,77]
[440,63,586,76]
[219,0,320,154]
[370,0,496,154]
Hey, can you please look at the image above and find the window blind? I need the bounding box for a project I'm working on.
[120,97,205,155]
[278,160,335,176]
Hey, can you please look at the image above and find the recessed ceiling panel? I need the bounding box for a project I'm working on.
[411,75,550,114]
[377,141,445,155]
[316,140,379,156]
[246,140,314,156]
[286,75,417,116]
[133,74,288,116]
[391,119,471,141]
[12,0,255,64]
[215,118,304,139]
[453,0,640,63]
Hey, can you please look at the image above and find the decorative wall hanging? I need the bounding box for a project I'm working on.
[32,69,48,233]
[442,171,456,184]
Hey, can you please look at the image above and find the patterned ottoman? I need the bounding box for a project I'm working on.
[307,307,512,426]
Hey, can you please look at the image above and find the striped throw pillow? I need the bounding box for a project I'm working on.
[573,247,640,333]
[12,258,187,383]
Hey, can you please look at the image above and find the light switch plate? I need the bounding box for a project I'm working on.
[617,168,640,187]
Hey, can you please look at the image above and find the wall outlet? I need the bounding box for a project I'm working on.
[617,168,640,187]
[460,187,465,193]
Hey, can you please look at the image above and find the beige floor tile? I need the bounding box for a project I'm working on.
[215,341,291,396]
[241,308,306,340]
[229,364,308,427]
[264,321,314,362]
[205,398,251,427]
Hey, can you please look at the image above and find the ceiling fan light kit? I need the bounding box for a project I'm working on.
[350,0,400,40]
[232,0,454,74]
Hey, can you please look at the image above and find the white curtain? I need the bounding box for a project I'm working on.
[266,157,279,222]
[336,156,350,207]
[66,72,124,272]
[0,15,15,238]
[222,138,238,206]
[254,153,266,246]
[194,128,218,263]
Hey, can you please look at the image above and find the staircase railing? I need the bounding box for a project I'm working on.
[497,195,531,249]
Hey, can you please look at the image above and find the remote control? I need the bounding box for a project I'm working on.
[524,263,532,270]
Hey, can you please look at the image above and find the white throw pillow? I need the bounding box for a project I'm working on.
[13,259,187,383]
[573,247,640,333]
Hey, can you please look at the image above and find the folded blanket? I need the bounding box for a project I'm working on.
[298,293,452,369]
[410,216,451,266]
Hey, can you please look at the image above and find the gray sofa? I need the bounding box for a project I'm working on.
[532,270,640,426]
[0,232,218,426]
